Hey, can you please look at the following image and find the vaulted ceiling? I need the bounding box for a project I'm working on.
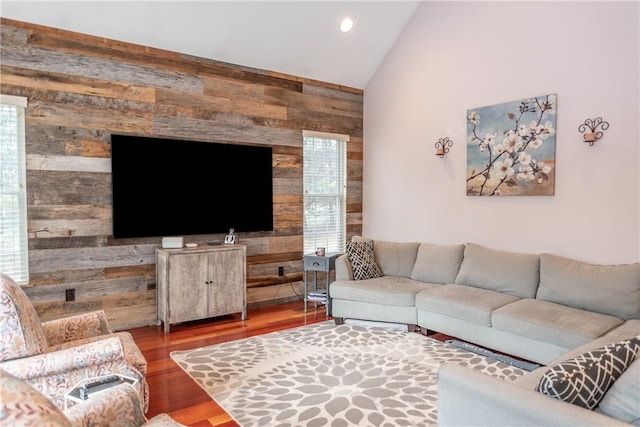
[1,1,421,89]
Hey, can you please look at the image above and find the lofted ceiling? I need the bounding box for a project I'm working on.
[0,1,421,89]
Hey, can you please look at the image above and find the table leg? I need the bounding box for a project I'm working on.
[304,269,308,312]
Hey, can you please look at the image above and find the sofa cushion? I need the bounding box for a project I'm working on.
[535,337,640,410]
[415,284,519,327]
[492,299,623,349]
[410,243,464,284]
[346,240,383,281]
[537,253,640,320]
[330,277,440,307]
[598,357,640,425]
[0,273,49,362]
[454,243,540,299]
[373,241,420,278]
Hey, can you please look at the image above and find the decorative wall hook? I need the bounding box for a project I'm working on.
[578,117,609,146]
[435,137,453,158]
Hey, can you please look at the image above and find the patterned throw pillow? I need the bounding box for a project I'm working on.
[346,240,383,281]
[536,337,640,409]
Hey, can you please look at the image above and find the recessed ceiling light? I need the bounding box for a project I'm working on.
[340,17,354,33]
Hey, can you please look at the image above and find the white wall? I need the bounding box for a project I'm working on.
[364,1,639,264]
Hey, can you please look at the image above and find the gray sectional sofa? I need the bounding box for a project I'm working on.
[329,238,640,426]
[438,324,640,426]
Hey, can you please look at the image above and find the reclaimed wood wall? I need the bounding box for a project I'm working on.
[0,18,363,330]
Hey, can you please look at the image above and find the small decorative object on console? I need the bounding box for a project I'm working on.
[224,228,237,244]
[162,236,184,248]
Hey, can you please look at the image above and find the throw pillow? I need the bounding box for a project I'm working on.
[346,240,383,281]
[535,337,640,410]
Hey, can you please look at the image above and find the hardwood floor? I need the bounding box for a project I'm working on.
[128,301,330,426]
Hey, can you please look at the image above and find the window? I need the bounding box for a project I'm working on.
[303,130,347,255]
[0,95,28,284]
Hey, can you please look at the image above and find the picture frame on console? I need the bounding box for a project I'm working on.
[224,228,237,245]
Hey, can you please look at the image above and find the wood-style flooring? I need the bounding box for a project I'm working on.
[128,301,330,426]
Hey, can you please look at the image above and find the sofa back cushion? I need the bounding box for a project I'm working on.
[537,254,640,320]
[411,243,464,284]
[373,241,420,278]
[454,243,540,299]
[0,273,48,362]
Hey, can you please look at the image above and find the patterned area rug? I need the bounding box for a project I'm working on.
[170,321,525,426]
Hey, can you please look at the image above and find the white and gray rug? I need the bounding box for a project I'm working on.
[170,321,525,427]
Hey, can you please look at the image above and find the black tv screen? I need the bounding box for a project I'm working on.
[111,134,273,239]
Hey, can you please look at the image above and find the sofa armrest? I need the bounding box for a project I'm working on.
[65,383,147,426]
[335,254,353,281]
[437,364,632,427]
[42,310,113,345]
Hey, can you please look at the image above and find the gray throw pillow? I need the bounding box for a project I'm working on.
[346,240,383,281]
[536,337,640,410]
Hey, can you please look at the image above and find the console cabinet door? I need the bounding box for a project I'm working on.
[205,249,245,317]
[167,252,210,324]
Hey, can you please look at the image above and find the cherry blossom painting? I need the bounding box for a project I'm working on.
[466,94,556,196]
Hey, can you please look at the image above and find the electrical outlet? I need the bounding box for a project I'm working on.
[65,288,75,302]
[278,266,284,276]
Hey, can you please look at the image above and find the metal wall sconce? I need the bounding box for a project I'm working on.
[578,117,609,146]
[435,137,453,158]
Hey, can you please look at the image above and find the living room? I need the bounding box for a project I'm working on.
[0,1,638,426]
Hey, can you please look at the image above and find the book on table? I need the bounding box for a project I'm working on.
[308,290,327,302]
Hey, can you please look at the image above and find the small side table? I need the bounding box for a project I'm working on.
[303,252,340,316]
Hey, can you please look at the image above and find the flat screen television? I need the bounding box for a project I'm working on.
[111,134,273,239]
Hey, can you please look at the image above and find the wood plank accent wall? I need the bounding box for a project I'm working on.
[0,18,363,330]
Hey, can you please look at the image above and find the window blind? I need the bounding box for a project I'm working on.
[303,131,348,255]
[0,95,28,284]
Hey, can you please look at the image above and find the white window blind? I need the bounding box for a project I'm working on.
[303,130,348,255]
[0,95,29,284]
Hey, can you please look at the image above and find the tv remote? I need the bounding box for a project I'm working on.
[78,375,123,400]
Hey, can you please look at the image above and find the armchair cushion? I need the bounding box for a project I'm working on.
[0,273,48,361]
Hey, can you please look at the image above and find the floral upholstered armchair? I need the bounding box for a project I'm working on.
[0,273,149,413]
[1,369,185,427]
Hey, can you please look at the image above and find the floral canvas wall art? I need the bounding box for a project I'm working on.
[466,94,556,196]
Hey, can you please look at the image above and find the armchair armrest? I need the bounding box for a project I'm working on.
[65,383,147,427]
[42,310,113,345]
[437,364,631,426]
